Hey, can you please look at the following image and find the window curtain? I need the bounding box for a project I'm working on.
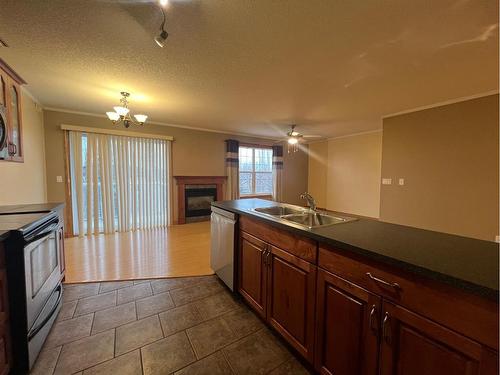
[69,131,171,236]
[272,145,284,202]
[225,139,240,200]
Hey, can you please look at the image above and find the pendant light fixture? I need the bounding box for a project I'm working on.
[106,92,147,128]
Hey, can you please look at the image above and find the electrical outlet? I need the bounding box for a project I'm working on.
[382,178,392,185]
[398,178,405,186]
[56,176,63,183]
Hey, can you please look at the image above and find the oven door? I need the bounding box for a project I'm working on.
[24,225,61,330]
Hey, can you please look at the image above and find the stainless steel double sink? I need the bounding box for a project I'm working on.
[251,205,356,229]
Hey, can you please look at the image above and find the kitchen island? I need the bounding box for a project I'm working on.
[212,198,499,375]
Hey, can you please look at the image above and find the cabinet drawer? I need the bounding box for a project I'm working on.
[240,216,317,263]
[319,245,499,350]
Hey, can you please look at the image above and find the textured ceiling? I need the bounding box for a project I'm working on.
[0,0,498,138]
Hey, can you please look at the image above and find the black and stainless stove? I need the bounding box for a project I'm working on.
[1,211,63,373]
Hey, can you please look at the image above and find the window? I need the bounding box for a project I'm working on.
[69,131,170,235]
[239,146,273,196]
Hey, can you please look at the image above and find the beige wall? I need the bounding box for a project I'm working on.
[43,110,308,222]
[307,142,328,208]
[307,132,382,218]
[380,94,499,241]
[283,145,309,205]
[327,132,382,217]
[0,91,47,205]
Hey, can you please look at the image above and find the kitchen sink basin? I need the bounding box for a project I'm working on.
[253,206,307,216]
[251,205,356,228]
[282,212,353,228]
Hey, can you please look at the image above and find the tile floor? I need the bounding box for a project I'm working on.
[30,275,312,375]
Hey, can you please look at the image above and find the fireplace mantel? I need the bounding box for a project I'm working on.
[174,176,227,224]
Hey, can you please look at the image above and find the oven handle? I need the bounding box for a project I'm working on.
[24,221,59,245]
[27,284,62,341]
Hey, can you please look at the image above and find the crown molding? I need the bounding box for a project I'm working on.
[320,129,382,142]
[44,106,280,141]
[382,90,499,119]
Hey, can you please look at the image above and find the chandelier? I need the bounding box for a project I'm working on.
[106,92,148,128]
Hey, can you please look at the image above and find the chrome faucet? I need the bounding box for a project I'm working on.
[300,192,317,211]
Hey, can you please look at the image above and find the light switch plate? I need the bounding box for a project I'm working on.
[56,176,63,183]
[398,178,405,186]
[382,178,392,185]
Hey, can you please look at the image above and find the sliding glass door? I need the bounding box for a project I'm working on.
[69,131,171,236]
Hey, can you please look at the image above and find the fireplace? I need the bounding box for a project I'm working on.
[185,185,217,220]
[174,176,227,224]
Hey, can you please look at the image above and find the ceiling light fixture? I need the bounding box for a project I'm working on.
[286,125,301,153]
[106,92,147,128]
[155,4,169,48]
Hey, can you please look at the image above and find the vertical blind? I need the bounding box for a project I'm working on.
[69,131,171,236]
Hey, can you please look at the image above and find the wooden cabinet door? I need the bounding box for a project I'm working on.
[315,269,381,375]
[238,231,268,319]
[0,71,8,161]
[267,245,316,362]
[380,301,487,375]
[5,80,22,162]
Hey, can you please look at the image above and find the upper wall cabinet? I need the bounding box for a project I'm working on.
[0,59,26,162]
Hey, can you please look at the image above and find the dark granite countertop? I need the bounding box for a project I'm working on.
[212,199,499,301]
[0,202,64,215]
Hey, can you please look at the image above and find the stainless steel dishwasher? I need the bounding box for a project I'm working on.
[210,206,237,291]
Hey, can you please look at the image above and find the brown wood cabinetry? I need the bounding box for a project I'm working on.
[238,228,317,362]
[236,215,498,374]
[379,301,487,375]
[315,269,380,375]
[238,232,267,318]
[267,245,316,362]
[0,59,25,162]
[318,246,499,351]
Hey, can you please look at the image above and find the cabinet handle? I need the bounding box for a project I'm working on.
[262,246,270,266]
[369,305,378,335]
[382,312,391,345]
[366,272,401,291]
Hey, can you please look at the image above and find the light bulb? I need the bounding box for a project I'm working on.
[106,112,120,121]
[134,114,148,124]
[114,106,130,116]
[288,137,298,145]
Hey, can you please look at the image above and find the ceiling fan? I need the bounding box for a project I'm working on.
[281,125,322,153]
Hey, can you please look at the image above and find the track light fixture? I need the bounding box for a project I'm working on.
[155,4,168,48]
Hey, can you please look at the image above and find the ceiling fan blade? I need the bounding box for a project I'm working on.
[303,135,323,138]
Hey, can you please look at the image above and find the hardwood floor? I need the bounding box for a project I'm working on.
[64,222,213,283]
